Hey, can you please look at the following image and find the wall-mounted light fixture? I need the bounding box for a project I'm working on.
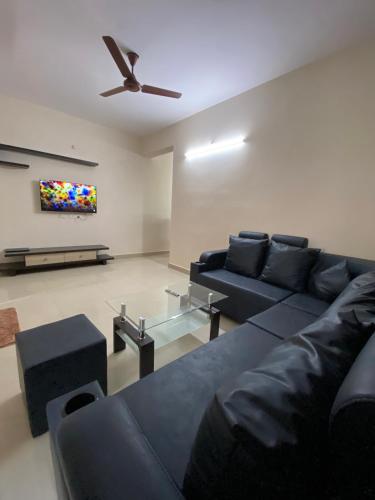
[185,136,245,160]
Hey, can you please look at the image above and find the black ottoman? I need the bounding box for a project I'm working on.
[16,314,107,437]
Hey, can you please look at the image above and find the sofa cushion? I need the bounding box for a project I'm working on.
[193,268,292,322]
[309,260,351,302]
[118,323,281,489]
[248,303,317,339]
[314,252,375,278]
[184,272,375,500]
[260,241,319,293]
[224,236,268,278]
[282,293,330,316]
[199,269,292,302]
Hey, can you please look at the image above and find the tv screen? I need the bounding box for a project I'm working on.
[39,180,97,213]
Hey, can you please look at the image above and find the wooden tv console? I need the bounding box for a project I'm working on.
[4,245,113,274]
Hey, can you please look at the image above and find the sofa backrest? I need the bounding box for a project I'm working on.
[314,252,375,278]
[271,233,308,248]
[238,231,268,240]
[330,332,375,499]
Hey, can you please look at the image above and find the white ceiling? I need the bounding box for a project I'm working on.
[1,0,375,137]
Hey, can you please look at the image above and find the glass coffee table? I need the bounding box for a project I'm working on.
[106,280,227,378]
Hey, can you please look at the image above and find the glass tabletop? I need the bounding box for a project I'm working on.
[106,279,227,349]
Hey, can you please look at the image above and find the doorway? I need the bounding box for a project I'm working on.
[143,151,173,252]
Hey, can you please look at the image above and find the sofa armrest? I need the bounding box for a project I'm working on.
[330,333,375,498]
[200,249,228,266]
[190,250,227,280]
[200,249,227,268]
[57,397,184,500]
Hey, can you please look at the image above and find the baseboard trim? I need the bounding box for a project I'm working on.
[115,250,169,259]
[0,250,170,275]
[168,262,189,274]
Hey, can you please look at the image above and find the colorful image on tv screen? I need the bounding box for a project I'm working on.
[39,180,97,213]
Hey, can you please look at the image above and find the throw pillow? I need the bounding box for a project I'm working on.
[224,236,268,278]
[260,241,319,292]
[309,260,351,303]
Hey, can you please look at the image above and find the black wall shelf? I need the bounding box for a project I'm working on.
[0,160,30,169]
[0,143,98,167]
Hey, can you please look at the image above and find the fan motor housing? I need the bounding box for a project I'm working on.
[124,79,140,92]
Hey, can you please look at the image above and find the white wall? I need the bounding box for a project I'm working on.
[142,152,173,252]
[142,39,375,269]
[0,94,163,262]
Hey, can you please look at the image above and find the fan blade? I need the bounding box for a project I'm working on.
[100,86,127,97]
[102,36,133,79]
[142,85,182,99]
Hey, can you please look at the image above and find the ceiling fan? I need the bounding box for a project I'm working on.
[100,36,182,99]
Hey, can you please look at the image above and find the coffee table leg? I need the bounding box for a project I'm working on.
[209,307,220,341]
[113,319,126,353]
[139,339,155,378]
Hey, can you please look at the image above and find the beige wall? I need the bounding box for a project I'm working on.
[142,152,173,252]
[0,94,166,262]
[142,39,375,269]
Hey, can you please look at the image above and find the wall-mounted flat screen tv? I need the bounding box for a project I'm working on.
[39,180,97,213]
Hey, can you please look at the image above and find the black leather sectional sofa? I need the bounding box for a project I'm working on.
[191,231,375,331]
[50,232,375,500]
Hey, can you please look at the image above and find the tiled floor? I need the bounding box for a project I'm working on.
[0,254,236,500]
